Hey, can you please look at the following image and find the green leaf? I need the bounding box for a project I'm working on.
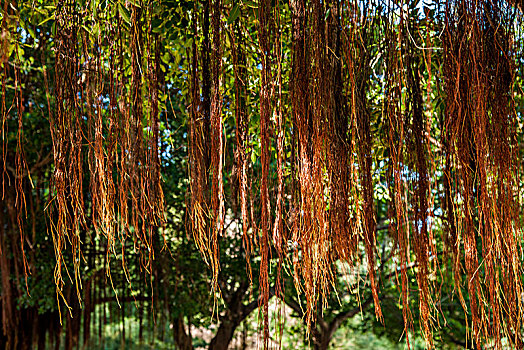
[161,52,170,64]
[37,15,54,26]
[119,3,131,24]
[92,22,100,37]
[151,18,163,33]
[127,0,142,7]
[90,0,98,16]
[324,8,331,21]
[244,0,258,8]
[81,24,92,34]
[227,4,240,24]
[25,25,36,39]
[17,45,24,59]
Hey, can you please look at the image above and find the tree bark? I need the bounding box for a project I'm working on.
[284,294,373,350]
[209,283,275,350]
[65,288,81,350]
[209,319,239,350]
[313,297,374,350]
[173,317,194,350]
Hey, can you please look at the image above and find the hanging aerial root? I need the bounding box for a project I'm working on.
[385,10,413,343]
[443,0,523,347]
[258,0,273,344]
[51,0,85,303]
[44,1,167,305]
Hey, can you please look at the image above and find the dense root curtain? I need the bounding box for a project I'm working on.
[2,0,524,349]
[48,0,165,308]
[186,0,524,348]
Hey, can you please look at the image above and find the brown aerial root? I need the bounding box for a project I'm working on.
[190,0,223,295]
[349,3,382,322]
[51,0,85,306]
[443,0,523,347]
[258,0,273,345]
[188,0,208,262]
[44,1,166,309]
[231,6,252,280]
[385,7,413,344]
[209,0,224,292]
[1,0,8,192]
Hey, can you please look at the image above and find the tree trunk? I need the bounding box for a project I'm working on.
[82,278,92,349]
[313,328,335,350]
[173,317,193,350]
[37,314,47,350]
[208,320,238,350]
[314,338,330,350]
[208,283,271,350]
[65,289,81,350]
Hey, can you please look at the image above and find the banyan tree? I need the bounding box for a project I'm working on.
[2,0,524,348]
